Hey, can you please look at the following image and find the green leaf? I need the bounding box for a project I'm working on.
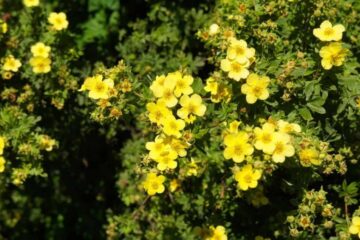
[307,102,326,114]
[299,107,313,120]
[192,77,204,94]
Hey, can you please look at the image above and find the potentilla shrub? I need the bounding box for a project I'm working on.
[1,0,360,239]
[80,0,359,239]
[0,0,81,236]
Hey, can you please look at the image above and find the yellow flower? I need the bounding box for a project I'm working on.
[254,123,277,154]
[299,148,321,167]
[2,71,13,80]
[88,75,114,99]
[0,136,5,155]
[234,164,262,191]
[169,179,180,192]
[3,55,22,72]
[227,38,255,62]
[204,77,218,95]
[206,225,227,240]
[31,42,51,58]
[119,79,132,92]
[39,135,56,151]
[177,94,206,120]
[146,137,166,159]
[149,75,166,96]
[356,98,360,108]
[277,120,301,133]
[163,136,189,157]
[151,74,178,107]
[154,149,178,171]
[228,120,240,134]
[210,83,232,103]
[48,12,69,31]
[161,116,185,138]
[223,132,254,163]
[205,78,232,103]
[23,0,39,7]
[313,20,345,41]
[143,173,166,196]
[0,156,5,173]
[186,158,199,176]
[79,76,96,92]
[146,100,172,125]
[220,58,249,81]
[1,22,8,33]
[271,132,295,163]
[29,56,51,74]
[319,42,347,70]
[174,74,193,97]
[349,216,360,238]
[241,73,270,104]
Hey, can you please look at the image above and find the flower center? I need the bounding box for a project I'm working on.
[187,103,196,113]
[162,157,170,164]
[163,89,172,99]
[9,61,16,67]
[274,142,284,154]
[151,182,159,190]
[154,143,162,151]
[252,86,262,96]
[55,17,63,25]
[244,174,253,184]
[233,145,243,155]
[169,121,178,130]
[231,62,242,72]
[177,80,185,88]
[96,83,105,92]
[236,46,245,56]
[324,27,334,36]
[262,133,272,143]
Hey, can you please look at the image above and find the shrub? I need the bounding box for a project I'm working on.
[0,0,359,239]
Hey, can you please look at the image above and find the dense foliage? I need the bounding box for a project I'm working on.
[0,0,359,239]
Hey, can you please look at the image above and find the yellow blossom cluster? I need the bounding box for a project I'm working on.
[313,20,347,70]
[143,71,206,195]
[29,42,52,74]
[148,71,206,124]
[79,62,133,122]
[80,74,115,100]
[254,122,297,163]
[222,120,261,191]
[222,119,301,191]
[204,76,232,103]
[0,136,6,173]
[145,135,189,171]
[206,37,272,104]
[220,38,255,81]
